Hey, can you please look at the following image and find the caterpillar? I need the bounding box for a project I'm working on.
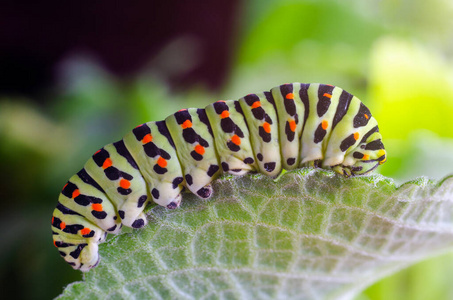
[51,83,386,271]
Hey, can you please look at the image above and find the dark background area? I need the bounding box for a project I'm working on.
[0,1,239,99]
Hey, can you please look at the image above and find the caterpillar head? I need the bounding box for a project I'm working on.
[348,131,386,176]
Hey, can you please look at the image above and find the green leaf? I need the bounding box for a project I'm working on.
[57,169,453,300]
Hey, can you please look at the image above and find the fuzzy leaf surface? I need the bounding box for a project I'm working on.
[58,169,453,300]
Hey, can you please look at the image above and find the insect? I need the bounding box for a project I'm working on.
[51,83,386,271]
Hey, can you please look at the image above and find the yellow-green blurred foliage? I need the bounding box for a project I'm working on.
[1,0,452,299]
[369,38,453,181]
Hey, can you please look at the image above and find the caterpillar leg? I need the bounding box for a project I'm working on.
[331,165,352,177]
[306,159,323,169]
[129,211,148,228]
[149,181,183,209]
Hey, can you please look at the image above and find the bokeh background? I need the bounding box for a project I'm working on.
[1,0,453,299]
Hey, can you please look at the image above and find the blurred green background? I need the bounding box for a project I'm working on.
[1,0,453,299]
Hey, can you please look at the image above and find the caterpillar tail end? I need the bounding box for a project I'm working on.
[78,242,101,272]
[56,241,100,272]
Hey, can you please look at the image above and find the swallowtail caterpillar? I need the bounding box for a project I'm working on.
[51,83,386,271]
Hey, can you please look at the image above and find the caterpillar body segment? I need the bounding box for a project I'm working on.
[84,142,149,229]
[123,121,184,209]
[272,83,307,170]
[205,100,258,176]
[57,173,122,234]
[52,82,386,271]
[165,108,220,199]
[239,91,281,177]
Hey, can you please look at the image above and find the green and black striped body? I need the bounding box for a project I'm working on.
[52,83,386,271]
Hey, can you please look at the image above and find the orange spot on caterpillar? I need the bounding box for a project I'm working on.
[135,124,144,128]
[157,156,167,168]
[286,93,294,100]
[178,109,188,112]
[91,203,103,211]
[53,240,57,247]
[72,189,80,198]
[263,122,271,133]
[322,120,328,130]
[323,93,332,99]
[353,132,359,140]
[142,133,153,144]
[220,110,230,119]
[194,144,205,155]
[102,158,112,169]
[119,179,131,189]
[62,183,68,190]
[231,134,241,145]
[60,222,66,230]
[364,114,369,119]
[181,120,192,129]
[362,154,370,160]
[216,100,226,103]
[94,149,101,155]
[288,120,297,132]
[251,101,261,109]
[52,216,54,224]
[80,228,91,236]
